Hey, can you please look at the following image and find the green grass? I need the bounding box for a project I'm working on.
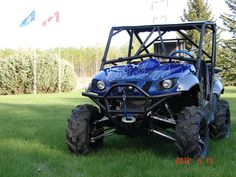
[0,89,235,177]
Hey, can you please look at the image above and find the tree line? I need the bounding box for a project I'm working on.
[0,46,127,78]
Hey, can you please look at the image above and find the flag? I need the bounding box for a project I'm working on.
[20,10,35,27]
[42,11,59,27]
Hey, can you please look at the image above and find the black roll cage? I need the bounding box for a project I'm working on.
[99,21,217,103]
[100,21,216,77]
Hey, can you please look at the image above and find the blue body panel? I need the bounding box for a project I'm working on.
[92,59,196,96]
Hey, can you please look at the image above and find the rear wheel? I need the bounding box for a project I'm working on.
[209,100,231,139]
[66,104,104,155]
[175,106,209,158]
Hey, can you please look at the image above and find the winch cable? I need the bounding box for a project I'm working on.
[122,89,128,119]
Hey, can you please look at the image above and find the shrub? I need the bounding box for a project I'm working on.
[0,54,76,95]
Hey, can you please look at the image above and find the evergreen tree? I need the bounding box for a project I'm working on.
[221,0,236,50]
[182,0,213,22]
[181,0,213,55]
[217,47,236,86]
[219,0,236,86]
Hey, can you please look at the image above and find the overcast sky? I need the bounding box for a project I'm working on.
[0,0,229,49]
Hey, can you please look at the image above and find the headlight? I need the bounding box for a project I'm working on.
[162,79,173,89]
[97,81,105,90]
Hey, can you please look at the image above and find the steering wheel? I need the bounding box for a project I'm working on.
[171,50,194,58]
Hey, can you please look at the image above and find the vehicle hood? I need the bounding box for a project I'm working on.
[91,59,196,95]
[96,59,195,81]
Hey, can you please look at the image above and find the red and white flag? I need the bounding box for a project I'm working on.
[42,11,59,27]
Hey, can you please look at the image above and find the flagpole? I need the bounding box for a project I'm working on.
[58,46,61,93]
[19,9,37,94]
[33,47,37,95]
[33,11,37,95]
[41,10,60,92]
[57,11,61,93]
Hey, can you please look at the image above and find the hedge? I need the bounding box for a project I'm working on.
[0,54,76,95]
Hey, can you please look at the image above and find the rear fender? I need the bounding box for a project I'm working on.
[213,80,224,96]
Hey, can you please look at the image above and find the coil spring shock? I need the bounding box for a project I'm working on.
[164,102,174,119]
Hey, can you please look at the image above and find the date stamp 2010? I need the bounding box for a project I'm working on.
[176,157,214,165]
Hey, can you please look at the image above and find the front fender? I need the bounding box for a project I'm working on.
[177,74,199,91]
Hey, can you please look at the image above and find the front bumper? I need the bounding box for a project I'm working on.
[82,83,181,115]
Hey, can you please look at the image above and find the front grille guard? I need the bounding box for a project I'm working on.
[82,83,181,115]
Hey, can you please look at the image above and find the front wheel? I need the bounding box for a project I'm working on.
[66,104,104,155]
[175,106,209,158]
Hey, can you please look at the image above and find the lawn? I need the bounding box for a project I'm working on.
[0,88,235,177]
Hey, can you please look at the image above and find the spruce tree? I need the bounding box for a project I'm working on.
[221,0,236,50]
[181,0,213,55]
[182,0,213,22]
[219,0,236,85]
